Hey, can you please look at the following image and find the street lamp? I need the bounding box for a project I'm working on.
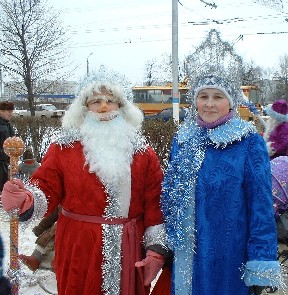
[172,0,179,123]
[0,68,3,100]
[86,52,93,76]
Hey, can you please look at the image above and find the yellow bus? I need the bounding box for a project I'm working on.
[132,83,190,115]
[132,84,261,121]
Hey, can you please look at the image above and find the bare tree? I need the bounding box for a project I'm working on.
[156,53,173,84]
[0,0,71,115]
[273,54,288,100]
[242,61,264,86]
[261,71,277,104]
[143,53,186,86]
[143,59,157,86]
[184,29,244,88]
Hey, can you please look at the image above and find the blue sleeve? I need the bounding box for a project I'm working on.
[243,134,282,287]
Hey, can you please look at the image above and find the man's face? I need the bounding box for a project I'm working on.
[87,93,120,121]
[0,110,14,121]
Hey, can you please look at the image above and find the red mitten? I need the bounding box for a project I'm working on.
[135,250,165,286]
[1,179,33,214]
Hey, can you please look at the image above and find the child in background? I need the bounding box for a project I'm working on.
[19,206,60,272]
[18,147,40,179]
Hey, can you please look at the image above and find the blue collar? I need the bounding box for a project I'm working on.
[178,116,256,148]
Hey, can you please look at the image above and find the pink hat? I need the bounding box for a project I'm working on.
[266,99,288,122]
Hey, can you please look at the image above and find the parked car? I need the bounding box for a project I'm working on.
[144,107,188,122]
[14,103,65,118]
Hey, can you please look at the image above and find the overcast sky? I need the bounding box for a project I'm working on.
[48,0,288,84]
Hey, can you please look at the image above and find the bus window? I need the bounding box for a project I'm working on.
[133,91,147,103]
[147,90,171,103]
[180,94,190,104]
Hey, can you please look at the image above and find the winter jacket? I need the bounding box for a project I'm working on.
[0,116,15,164]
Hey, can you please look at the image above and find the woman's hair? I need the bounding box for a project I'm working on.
[0,101,14,111]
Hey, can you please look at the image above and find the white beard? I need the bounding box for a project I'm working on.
[80,111,137,217]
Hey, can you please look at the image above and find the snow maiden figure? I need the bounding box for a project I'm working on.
[1,67,168,295]
[160,75,284,295]
[263,99,288,159]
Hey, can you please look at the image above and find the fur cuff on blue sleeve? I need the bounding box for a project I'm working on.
[242,260,282,287]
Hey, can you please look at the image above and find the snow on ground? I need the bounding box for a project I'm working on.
[1,205,288,295]
[0,207,159,295]
[0,208,57,295]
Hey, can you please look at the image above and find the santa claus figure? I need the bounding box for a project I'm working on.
[1,74,168,295]
[263,99,288,159]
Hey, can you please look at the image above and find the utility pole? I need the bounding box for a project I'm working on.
[86,52,93,76]
[0,68,2,100]
[172,0,179,122]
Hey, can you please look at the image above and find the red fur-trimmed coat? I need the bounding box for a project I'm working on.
[30,141,164,295]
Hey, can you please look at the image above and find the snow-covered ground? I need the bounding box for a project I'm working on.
[0,207,160,295]
[1,205,287,295]
[0,209,57,295]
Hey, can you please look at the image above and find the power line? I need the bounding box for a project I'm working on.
[66,30,288,50]
[65,11,287,36]
[188,13,288,25]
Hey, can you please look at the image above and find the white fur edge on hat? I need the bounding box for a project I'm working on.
[81,82,127,106]
[62,90,144,130]
[265,106,288,122]
[193,85,234,108]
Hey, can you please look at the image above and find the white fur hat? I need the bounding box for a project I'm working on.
[62,67,143,130]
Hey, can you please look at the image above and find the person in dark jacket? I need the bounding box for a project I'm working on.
[0,235,12,295]
[0,101,15,192]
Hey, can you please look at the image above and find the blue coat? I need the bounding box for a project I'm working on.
[162,117,280,295]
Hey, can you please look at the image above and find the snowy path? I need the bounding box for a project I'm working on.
[0,209,57,295]
[1,206,287,295]
[0,208,159,295]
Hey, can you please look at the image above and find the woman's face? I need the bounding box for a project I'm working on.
[196,88,230,123]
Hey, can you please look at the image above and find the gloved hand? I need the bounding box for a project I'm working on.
[0,276,12,294]
[249,285,265,295]
[1,179,33,214]
[135,250,165,286]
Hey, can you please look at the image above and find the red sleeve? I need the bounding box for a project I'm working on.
[30,144,64,216]
[142,147,164,228]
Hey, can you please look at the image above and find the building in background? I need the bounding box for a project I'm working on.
[1,80,78,103]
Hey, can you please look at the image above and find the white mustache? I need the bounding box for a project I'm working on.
[89,110,120,121]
